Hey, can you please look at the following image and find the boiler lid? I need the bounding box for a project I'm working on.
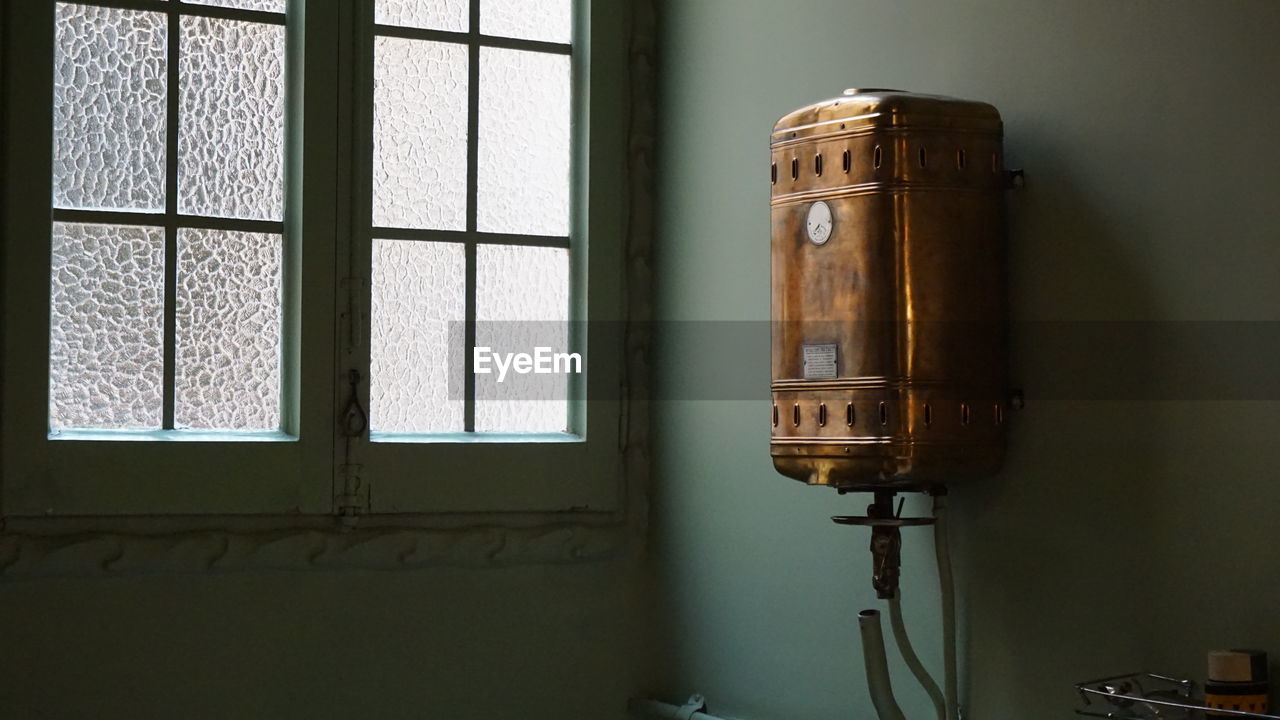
[771,89,1002,145]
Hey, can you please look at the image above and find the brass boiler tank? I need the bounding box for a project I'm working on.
[770,89,1008,491]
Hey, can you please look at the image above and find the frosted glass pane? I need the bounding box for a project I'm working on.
[49,223,164,431]
[370,240,465,433]
[475,245,570,433]
[373,37,468,231]
[481,0,572,44]
[477,49,570,236]
[175,229,282,431]
[377,0,467,32]
[178,16,285,221]
[53,3,167,212]
[184,0,287,12]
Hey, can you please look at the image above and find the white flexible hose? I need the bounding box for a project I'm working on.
[858,610,908,720]
[933,495,959,720]
[887,592,946,720]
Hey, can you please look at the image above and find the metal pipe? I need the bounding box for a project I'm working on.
[887,592,946,720]
[626,698,732,720]
[859,609,908,720]
[933,494,959,720]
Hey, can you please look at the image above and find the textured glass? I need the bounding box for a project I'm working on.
[370,240,465,433]
[373,37,468,231]
[175,229,282,431]
[179,16,285,221]
[481,0,572,44]
[49,223,164,431]
[376,0,467,32]
[183,0,287,12]
[475,245,570,433]
[52,3,167,212]
[477,48,571,236]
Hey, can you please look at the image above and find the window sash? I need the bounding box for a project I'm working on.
[48,0,288,435]
[1,0,335,516]
[334,0,627,513]
[361,7,579,438]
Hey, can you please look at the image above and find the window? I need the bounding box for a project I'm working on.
[49,1,288,437]
[365,1,574,436]
[1,0,631,519]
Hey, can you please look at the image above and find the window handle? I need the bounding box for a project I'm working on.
[342,369,367,437]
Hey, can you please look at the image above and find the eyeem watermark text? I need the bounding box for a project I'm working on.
[473,346,582,382]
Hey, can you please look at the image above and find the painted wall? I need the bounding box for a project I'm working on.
[650,1,1280,718]
[0,1,652,718]
[0,560,650,719]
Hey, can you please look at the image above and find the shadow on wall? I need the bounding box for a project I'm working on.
[953,133,1165,714]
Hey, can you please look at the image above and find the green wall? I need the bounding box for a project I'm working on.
[650,1,1280,718]
[0,561,649,718]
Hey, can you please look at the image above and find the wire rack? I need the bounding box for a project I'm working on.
[1075,672,1280,720]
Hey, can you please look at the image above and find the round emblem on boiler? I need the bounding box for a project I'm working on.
[806,200,833,246]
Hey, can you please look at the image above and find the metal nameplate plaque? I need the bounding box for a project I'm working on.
[801,344,838,379]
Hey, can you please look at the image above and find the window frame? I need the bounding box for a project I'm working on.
[336,0,628,514]
[0,0,631,519]
[1,0,336,516]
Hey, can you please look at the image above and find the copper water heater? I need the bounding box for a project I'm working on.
[770,89,1009,491]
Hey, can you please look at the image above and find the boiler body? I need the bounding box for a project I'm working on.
[770,90,1008,490]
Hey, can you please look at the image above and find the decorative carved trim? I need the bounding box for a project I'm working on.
[0,522,628,577]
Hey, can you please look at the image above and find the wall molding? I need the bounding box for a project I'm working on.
[0,522,629,578]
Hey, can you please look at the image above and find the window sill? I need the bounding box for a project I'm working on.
[48,429,296,443]
[368,431,584,444]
